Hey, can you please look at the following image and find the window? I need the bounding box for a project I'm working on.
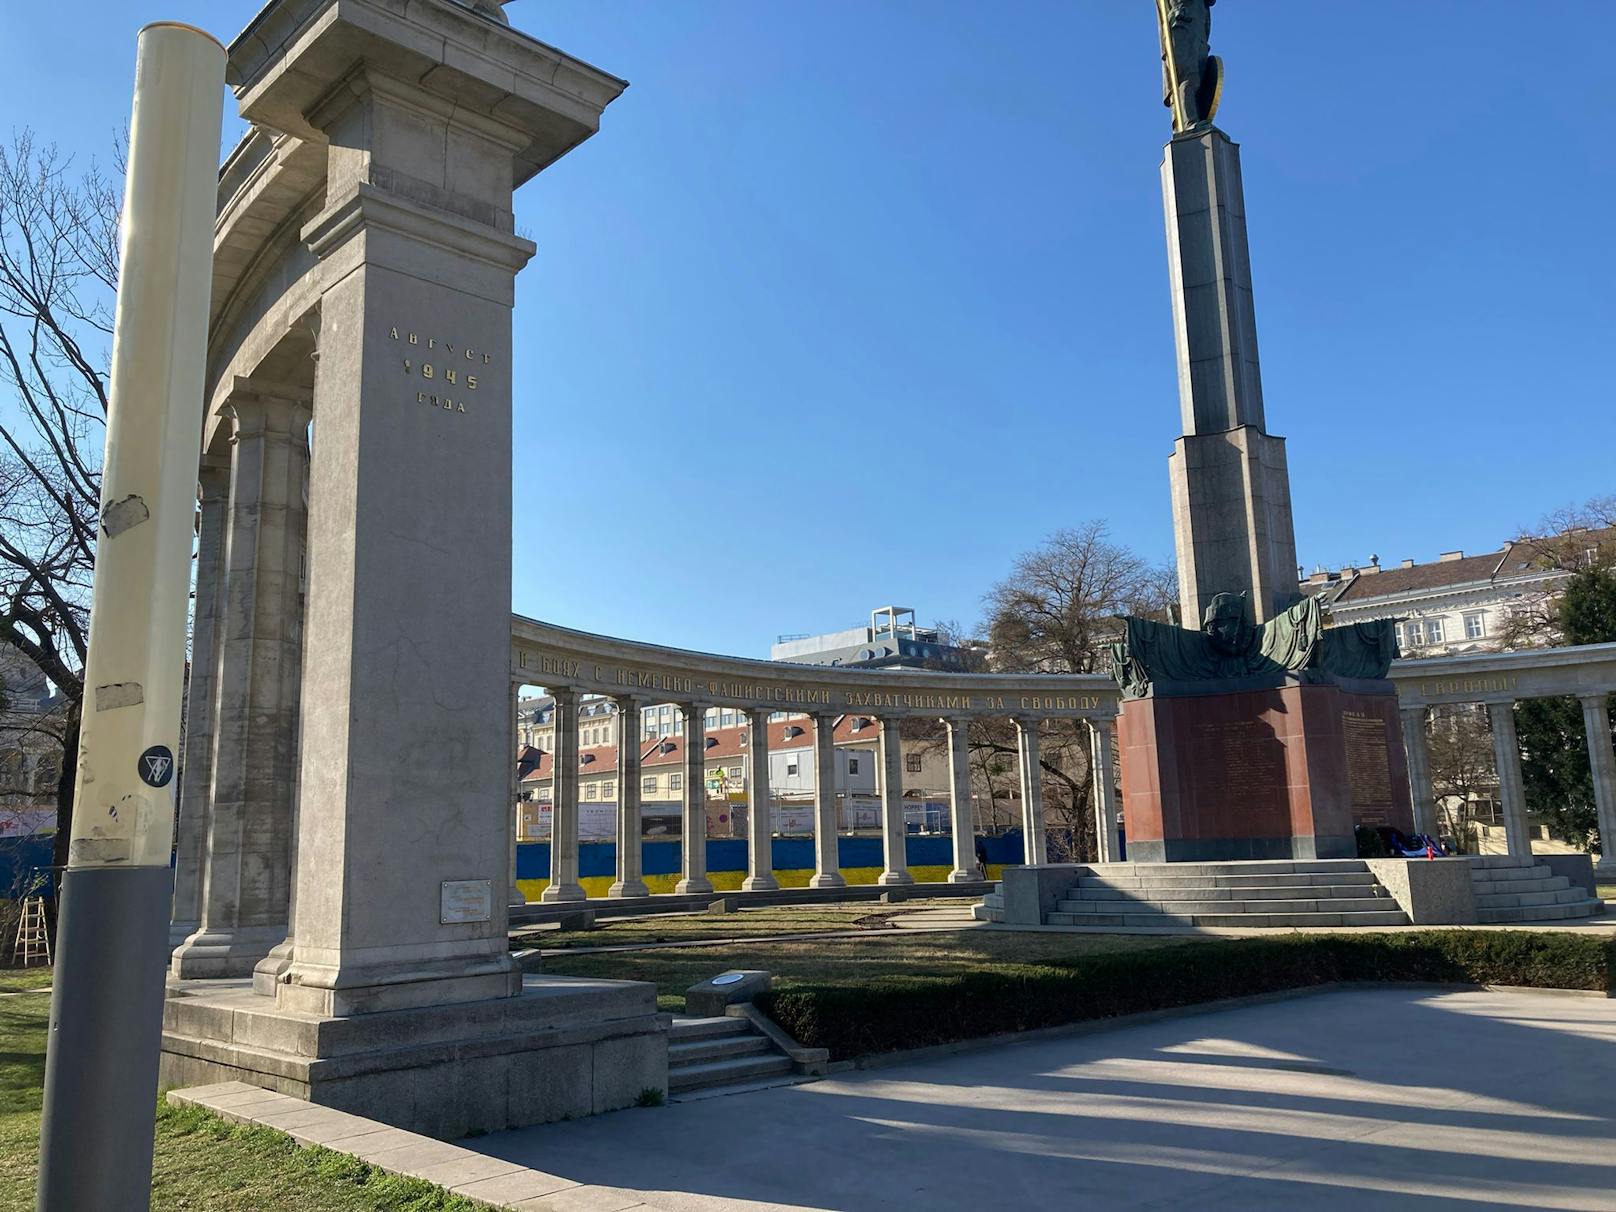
[906,754,923,774]
[601,781,615,800]
[786,759,800,777]
[670,773,683,791]
[642,775,657,795]
[1401,622,1422,650]
[1464,612,1486,640]
[585,782,598,800]
[1425,617,1446,645]
[848,757,861,775]
[538,786,552,802]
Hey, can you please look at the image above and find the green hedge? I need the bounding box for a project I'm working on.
[755,932,1615,1061]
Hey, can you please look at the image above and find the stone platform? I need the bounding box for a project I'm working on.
[160,974,668,1138]
[975,856,1605,930]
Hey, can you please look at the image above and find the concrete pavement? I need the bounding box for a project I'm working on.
[465,987,1616,1210]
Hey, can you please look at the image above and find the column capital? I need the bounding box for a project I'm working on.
[1577,691,1612,708]
[680,700,714,718]
[1399,703,1427,720]
[225,377,313,438]
[613,694,649,713]
[550,686,579,708]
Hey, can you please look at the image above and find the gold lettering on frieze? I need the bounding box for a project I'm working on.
[614,667,698,696]
[843,691,972,712]
[1016,694,1102,712]
[531,654,581,680]
[1419,675,1520,698]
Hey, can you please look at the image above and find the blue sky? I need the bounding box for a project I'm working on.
[5,2,1612,656]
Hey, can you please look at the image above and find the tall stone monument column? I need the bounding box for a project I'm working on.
[809,711,846,888]
[170,455,230,944]
[877,717,912,885]
[675,703,713,894]
[742,708,778,891]
[173,386,309,978]
[609,699,650,898]
[222,0,626,1015]
[1163,127,1300,626]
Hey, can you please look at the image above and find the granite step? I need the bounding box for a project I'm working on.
[1055,896,1398,916]
[667,1016,752,1043]
[1476,900,1603,925]
[1090,861,1371,879]
[669,1034,773,1065]
[668,1053,795,1094]
[1473,887,1585,910]
[1470,866,1565,884]
[1471,876,1572,896]
[1077,872,1378,890]
[1075,883,1388,902]
[1043,909,1410,929]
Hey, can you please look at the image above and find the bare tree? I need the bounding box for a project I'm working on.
[1426,704,1494,852]
[940,523,1177,861]
[1496,494,1616,649]
[0,132,122,880]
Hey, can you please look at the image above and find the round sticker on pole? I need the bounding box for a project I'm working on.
[138,745,175,788]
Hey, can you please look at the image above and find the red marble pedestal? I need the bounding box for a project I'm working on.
[1119,680,1414,863]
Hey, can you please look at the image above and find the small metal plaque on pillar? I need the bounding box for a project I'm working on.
[440,880,493,925]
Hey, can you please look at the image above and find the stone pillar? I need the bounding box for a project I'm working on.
[674,703,712,894]
[1017,718,1047,866]
[609,698,649,898]
[1579,694,1616,874]
[877,717,913,885]
[1400,705,1438,838]
[541,689,585,903]
[809,712,845,888]
[173,387,310,978]
[945,717,976,883]
[509,679,525,905]
[1161,127,1299,625]
[1488,700,1532,858]
[742,708,778,891]
[1090,717,1121,864]
[171,455,230,944]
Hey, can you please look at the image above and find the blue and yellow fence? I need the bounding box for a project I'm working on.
[514,834,1025,901]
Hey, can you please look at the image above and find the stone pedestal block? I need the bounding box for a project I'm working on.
[1120,679,1413,863]
[159,975,668,1139]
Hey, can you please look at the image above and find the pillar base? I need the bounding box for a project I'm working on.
[170,923,289,980]
[251,938,294,998]
[540,882,586,904]
[946,869,978,884]
[276,953,521,1017]
[808,872,846,889]
[161,974,667,1138]
[741,874,779,892]
[877,870,915,886]
[606,881,650,899]
[169,919,199,949]
[674,877,713,895]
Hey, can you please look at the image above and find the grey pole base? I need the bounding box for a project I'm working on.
[37,864,174,1212]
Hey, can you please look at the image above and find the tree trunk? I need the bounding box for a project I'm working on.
[51,700,80,900]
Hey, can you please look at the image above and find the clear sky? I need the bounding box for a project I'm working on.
[5,2,1612,657]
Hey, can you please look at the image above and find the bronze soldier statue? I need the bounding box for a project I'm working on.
[1157,0,1222,133]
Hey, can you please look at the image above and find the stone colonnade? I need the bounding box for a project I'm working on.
[512,642,1125,900]
[1391,648,1616,874]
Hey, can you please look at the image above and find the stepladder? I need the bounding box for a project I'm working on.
[13,895,50,967]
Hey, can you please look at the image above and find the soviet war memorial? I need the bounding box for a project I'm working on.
[1,1,1614,1208]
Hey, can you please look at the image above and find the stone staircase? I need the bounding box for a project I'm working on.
[667,1016,795,1099]
[1465,856,1605,924]
[975,860,1410,929]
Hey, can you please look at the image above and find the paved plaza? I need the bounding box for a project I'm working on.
[460,987,1616,1211]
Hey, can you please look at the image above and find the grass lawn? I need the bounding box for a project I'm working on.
[0,966,479,1212]
[1599,882,1614,904]
[514,898,970,951]
[540,923,1192,1012]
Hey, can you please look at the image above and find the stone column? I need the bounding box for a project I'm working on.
[173,387,310,978]
[809,712,845,888]
[509,679,525,905]
[877,717,913,885]
[1400,705,1438,838]
[1162,127,1299,626]
[675,703,712,894]
[1488,700,1532,858]
[1579,694,1616,874]
[541,689,585,903]
[609,698,649,898]
[742,708,778,891]
[1090,717,1121,864]
[1017,718,1047,866]
[171,455,230,945]
[945,717,976,883]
